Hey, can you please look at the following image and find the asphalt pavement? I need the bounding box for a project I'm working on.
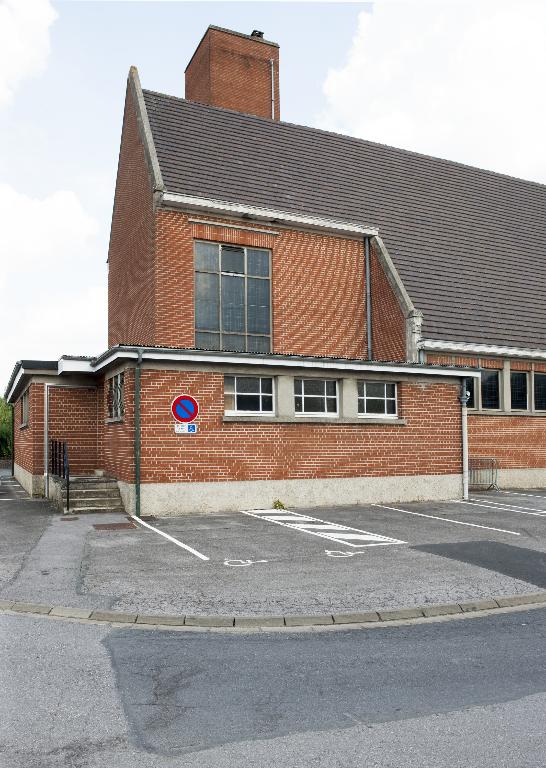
[1,606,546,766]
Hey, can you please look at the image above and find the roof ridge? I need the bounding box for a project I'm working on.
[142,88,546,191]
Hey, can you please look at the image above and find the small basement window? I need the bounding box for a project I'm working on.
[358,381,397,417]
[20,389,29,427]
[510,371,528,410]
[535,373,546,411]
[107,373,124,420]
[224,376,274,414]
[481,370,500,409]
[294,379,338,416]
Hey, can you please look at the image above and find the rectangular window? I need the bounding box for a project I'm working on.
[224,376,274,414]
[294,379,338,416]
[535,373,546,411]
[357,381,397,416]
[107,373,124,420]
[481,370,500,409]
[20,389,29,427]
[465,378,475,409]
[194,241,271,353]
[510,371,528,410]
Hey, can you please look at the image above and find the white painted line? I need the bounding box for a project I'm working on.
[499,490,546,500]
[243,508,405,547]
[469,498,546,514]
[454,499,546,518]
[373,504,521,536]
[130,515,210,561]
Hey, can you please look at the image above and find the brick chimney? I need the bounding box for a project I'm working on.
[185,26,280,120]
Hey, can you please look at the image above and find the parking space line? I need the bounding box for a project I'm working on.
[130,515,210,560]
[500,490,546,500]
[469,498,546,514]
[243,509,405,547]
[454,500,546,517]
[373,504,520,536]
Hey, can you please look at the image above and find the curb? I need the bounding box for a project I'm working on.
[1,592,546,629]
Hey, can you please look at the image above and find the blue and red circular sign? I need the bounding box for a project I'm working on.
[171,394,199,423]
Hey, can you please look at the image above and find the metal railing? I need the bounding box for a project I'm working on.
[50,440,70,512]
[469,456,499,491]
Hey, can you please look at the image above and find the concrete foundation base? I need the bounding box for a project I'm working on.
[119,473,464,516]
[13,463,44,497]
[498,468,546,489]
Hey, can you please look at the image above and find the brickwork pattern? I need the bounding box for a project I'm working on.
[185,28,280,120]
[469,415,546,469]
[138,370,462,484]
[14,383,44,475]
[370,244,406,362]
[101,370,136,483]
[108,81,155,347]
[48,387,98,475]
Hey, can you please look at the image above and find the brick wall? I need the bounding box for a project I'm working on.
[139,369,462,484]
[185,27,280,120]
[102,369,135,483]
[154,211,377,359]
[108,79,155,347]
[370,244,406,362]
[469,415,546,469]
[48,387,98,475]
[14,383,44,476]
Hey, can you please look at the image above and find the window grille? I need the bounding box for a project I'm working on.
[107,373,124,420]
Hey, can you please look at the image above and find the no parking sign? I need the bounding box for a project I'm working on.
[171,394,199,433]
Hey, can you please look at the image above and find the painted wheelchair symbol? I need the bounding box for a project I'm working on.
[223,559,268,567]
[325,549,366,558]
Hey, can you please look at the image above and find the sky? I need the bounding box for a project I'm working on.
[1,0,545,391]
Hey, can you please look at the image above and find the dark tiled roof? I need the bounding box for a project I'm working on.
[143,90,546,350]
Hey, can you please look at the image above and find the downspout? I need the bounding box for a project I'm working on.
[365,236,373,360]
[134,348,143,518]
[10,404,14,477]
[270,59,275,119]
[44,384,50,498]
[459,378,470,501]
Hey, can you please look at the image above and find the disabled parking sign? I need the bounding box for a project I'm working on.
[171,394,199,424]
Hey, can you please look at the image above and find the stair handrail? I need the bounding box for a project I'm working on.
[49,440,70,513]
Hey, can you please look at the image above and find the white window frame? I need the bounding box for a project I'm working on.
[510,370,529,411]
[357,381,398,418]
[294,378,338,417]
[20,389,29,428]
[533,371,546,412]
[224,375,275,416]
[107,372,125,421]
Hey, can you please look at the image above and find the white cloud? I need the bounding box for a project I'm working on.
[0,0,57,106]
[0,183,107,390]
[318,0,546,183]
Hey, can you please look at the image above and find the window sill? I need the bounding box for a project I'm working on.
[105,417,124,424]
[469,409,546,418]
[224,415,407,425]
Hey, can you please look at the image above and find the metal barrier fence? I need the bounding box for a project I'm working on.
[50,440,70,512]
[469,456,499,491]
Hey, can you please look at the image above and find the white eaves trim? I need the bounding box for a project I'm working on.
[58,358,94,375]
[92,348,480,378]
[421,339,546,361]
[161,192,379,238]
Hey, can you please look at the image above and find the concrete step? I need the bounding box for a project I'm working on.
[66,497,123,509]
[67,482,120,493]
[66,488,121,499]
[66,506,126,515]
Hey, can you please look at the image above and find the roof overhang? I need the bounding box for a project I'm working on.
[92,345,480,378]
[160,192,379,239]
[4,358,94,403]
[420,339,546,361]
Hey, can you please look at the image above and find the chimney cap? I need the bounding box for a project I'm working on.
[251,30,264,38]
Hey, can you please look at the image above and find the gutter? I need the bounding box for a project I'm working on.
[420,338,546,361]
[161,193,378,238]
[459,379,471,500]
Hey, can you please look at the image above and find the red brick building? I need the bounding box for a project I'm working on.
[7,25,544,515]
